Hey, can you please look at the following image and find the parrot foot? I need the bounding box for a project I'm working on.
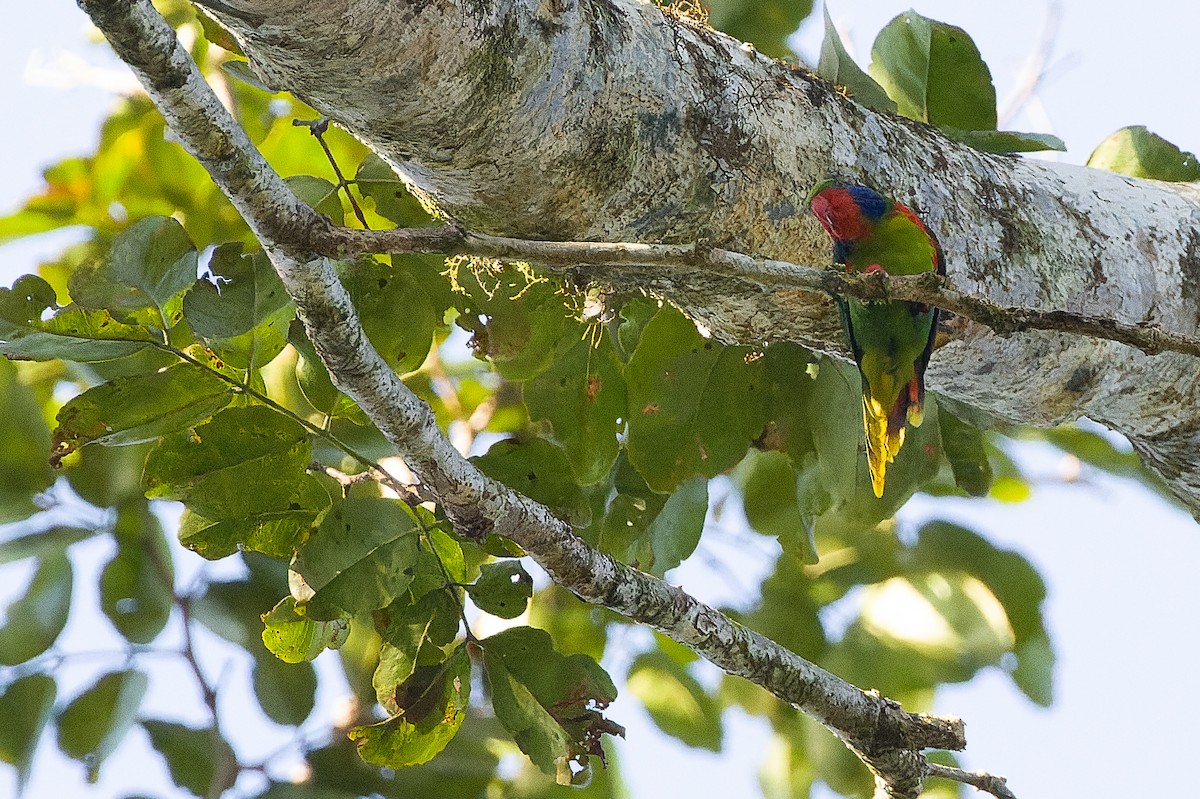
[864,264,889,275]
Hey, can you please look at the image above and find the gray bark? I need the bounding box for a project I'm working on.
[204,0,1200,514]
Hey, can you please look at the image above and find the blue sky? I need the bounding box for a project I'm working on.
[2,2,1199,798]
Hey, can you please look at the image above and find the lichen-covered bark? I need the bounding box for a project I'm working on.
[204,0,1200,512]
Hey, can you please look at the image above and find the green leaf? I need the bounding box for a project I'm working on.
[704,0,814,58]
[339,257,436,374]
[472,437,590,527]
[627,651,722,751]
[0,527,93,565]
[869,11,996,131]
[68,216,198,329]
[481,626,623,785]
[911,521,1053,704]
[182,245,293,369]
[0,275,156,362]
[291,498,422,619]
[51,362,233,465]
[0,553,73,665]
[287,176,344,225]
[176,480,328,560]
[466,560,534,619]
[0,674,56,794]
[1087,125,1200,181]
[355,153,438,227]
[100,500,175,643]
[816,6,897,113]
[760,342,817,463]
[524,336,626,486]
[646,475,708,577]
[1041,423,1142,478]
[373,590,462,712]
[56,670,149,781]
[260,596,350,663]
[625,307,767,492]
[0,358,54,523]
[350,645,471,769]
[142,720,237,797]
[736,449,817,564]
[944,128,1066,154]
[252,651,318,727]
[142,404,312,520]
[452,264,567,381]
[938,407,993,496]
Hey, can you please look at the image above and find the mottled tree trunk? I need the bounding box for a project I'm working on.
[203,0,1200,510]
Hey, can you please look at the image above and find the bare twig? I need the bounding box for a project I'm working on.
[926,762,1018,799]
[308,224,1200,360]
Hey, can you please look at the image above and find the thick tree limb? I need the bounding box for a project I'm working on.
[76,0,993,796]
[190,0,1200,517]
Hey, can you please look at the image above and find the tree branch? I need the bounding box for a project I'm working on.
[193,0,1200,519]
[76,0,1006,795]
[311,224,1200,360]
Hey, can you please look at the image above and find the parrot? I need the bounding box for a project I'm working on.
[806,179,944,498]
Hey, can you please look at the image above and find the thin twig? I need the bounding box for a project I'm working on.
[926,762,1018,799]
[308,224,1200,360]
[295,117,371,229]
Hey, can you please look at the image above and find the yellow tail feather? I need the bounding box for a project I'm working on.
[862,394,906,498]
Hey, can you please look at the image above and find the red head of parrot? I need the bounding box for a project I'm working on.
[807,180,890,244]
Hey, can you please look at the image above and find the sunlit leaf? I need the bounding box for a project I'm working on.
[0,275,156,362]
[1087,126,1200,181]
[704,0,814,58]
[68,216,198,329]
[817,6,897,113]
[260,596,350,663]
[351,644,471,768]
[51,362,233,464]
[869,11,996,131]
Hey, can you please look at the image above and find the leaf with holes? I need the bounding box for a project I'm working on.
[482,626,623,785]
[261,596,350,663]
[351,644,471,769]
[466,560,534,619]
